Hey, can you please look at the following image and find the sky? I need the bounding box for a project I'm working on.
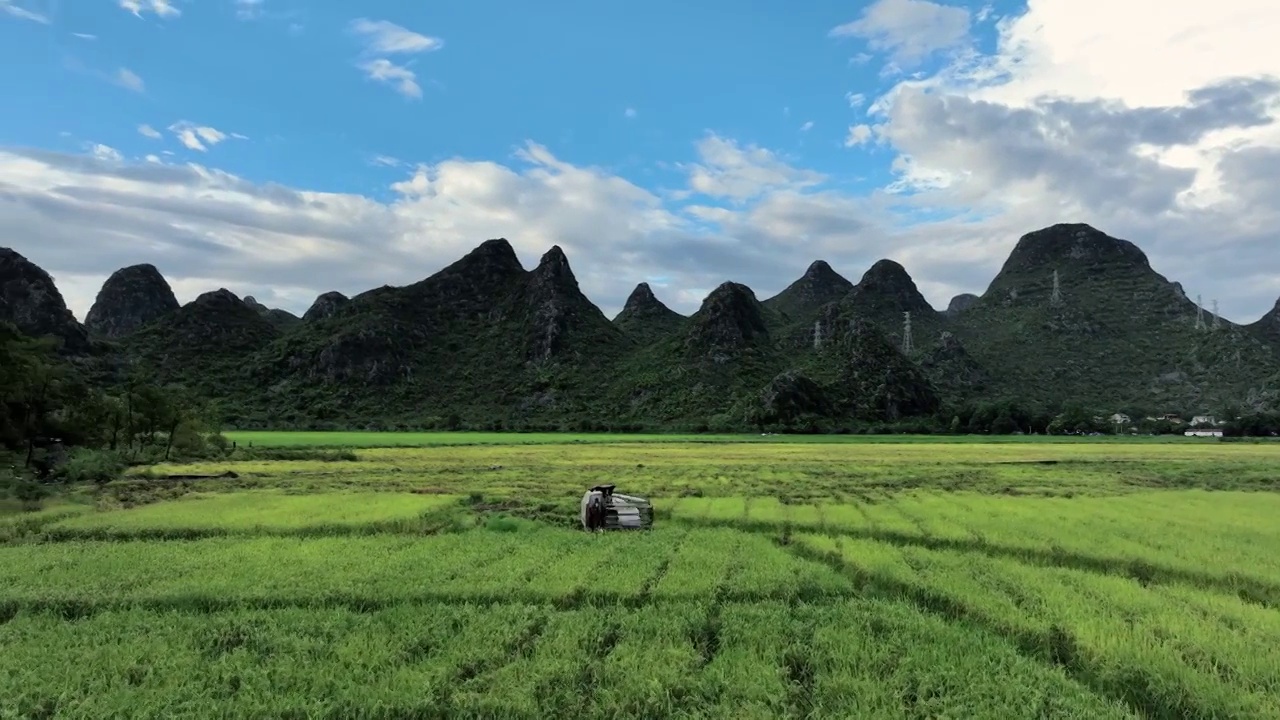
[1,0,1279,325]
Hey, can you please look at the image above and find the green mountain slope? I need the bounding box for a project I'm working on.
[247,240,633,427]
[4,221,1276,431]
[951,223,1280,413]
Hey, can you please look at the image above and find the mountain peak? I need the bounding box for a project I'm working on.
[534,245,574,279]
[845,258,935,317]
[303,291,349,322]
[529,245,581,294]
[195,288,243,307]
[686,282,769,355]
[946,293,979,315]
[476,237,519,262]
[804,260,840,281]
[0,247,91,353]
[242,295,301,330]
[862,258,912,284]
[619,282,672,315]
[762,259,853,322]
[615,282,683,340]
[85,263,179,338]
[436,237,525,286]
[628,282,656,303]
[1001,223,1151,276]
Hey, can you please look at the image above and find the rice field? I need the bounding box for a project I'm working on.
[3,435,1280,718]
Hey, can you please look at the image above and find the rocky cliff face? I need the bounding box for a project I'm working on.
[84,264,179,339]
[518,245,626,362]
[0,248,90,353]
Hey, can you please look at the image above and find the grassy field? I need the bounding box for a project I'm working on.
[3,436,1280,718]
[220,430,1213,448]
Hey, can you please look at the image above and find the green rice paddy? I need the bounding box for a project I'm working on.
[3,434,1279,718]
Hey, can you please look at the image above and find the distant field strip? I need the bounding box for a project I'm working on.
[222,430,1214,448]
[42,491,461,540]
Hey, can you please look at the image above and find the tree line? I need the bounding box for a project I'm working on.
[1,322,224,495]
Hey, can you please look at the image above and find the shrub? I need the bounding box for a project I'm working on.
[56,448,127,485]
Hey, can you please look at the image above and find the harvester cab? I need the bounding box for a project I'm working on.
[580,484,653,531]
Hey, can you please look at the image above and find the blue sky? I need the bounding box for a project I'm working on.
[3,0,1012,196]
[1,0,1278,323]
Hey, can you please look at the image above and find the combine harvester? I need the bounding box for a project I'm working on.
[580,484,653,531]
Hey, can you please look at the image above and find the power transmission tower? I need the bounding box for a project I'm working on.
[902,311,914,355]
[1212,299,1221,330]
[1195,295,1206,331]
[1050,270,1063,308]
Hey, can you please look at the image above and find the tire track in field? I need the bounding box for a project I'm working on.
[780,538,1221,720]
[680,530,746,717]
[577,618,624,718]
[782,611,818,720]
[440,611,550,714]
[672,515,1280,610]
[629,528,691,608]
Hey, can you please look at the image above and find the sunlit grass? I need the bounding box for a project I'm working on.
[4,436,1280,717]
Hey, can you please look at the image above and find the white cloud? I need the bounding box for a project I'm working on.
[4,0,1280,327]
[830,0,971,66]
[1,1,49,23]
[88,144,123,162]
[848,52,873,66]
[234,0,264,20]
[846,92,867,109]
[349,18,443,54]
[137,124,162,140]
[167,121,233,152]
[72,32,97,39]
[857,0,1280,318]
[0,144,710,321]
[800,121,815,132]
[844,124,874,147]
[115,68,145,92]
[684,135,826,202]
[624,107,637,119]
[369,154,402,167]
[120,0,180,19]
[357,58,421,99]
[348,18,442,99]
